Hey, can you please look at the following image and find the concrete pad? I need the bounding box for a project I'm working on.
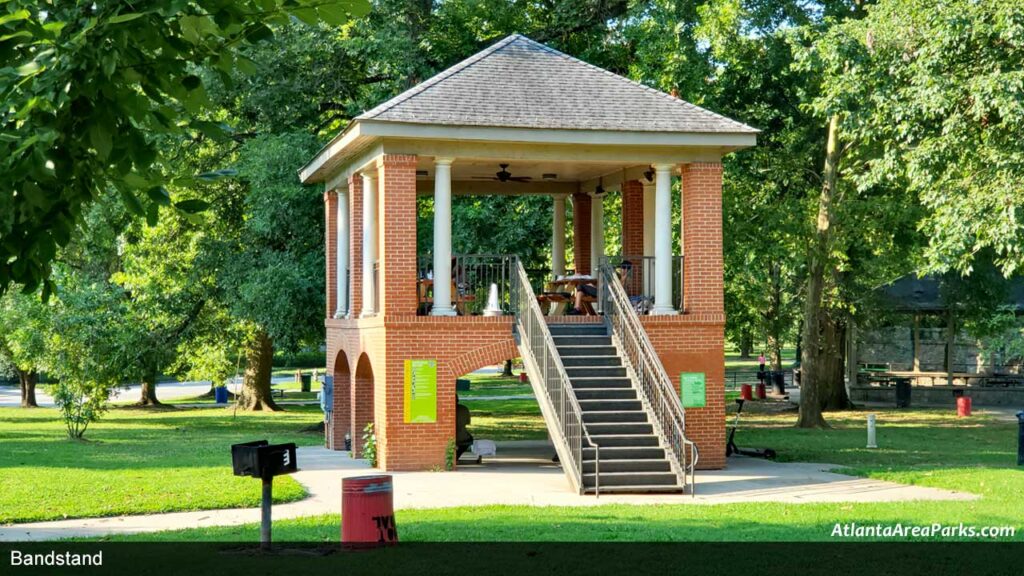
[0,444,975,542]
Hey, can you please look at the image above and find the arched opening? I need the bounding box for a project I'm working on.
[353,353,375,459]
[330,350,351,451]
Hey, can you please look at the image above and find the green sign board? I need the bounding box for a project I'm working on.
[680,372,706,408]
[404,359,437,423]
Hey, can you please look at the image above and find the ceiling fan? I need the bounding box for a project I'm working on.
[473,163,532,183]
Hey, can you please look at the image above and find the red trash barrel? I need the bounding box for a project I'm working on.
[756,383,767,400]
[956,396,972,417]
[519,372,528,383]
[740,384,753,401]
[342,475,397,547]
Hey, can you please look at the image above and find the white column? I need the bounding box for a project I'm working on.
[360,172,377,317]
[642,181,655,296]
[335,189,349,318]
[651,164,676,314]
[431,158,456,316]
[551,195,566,277]
[589,192,604,275]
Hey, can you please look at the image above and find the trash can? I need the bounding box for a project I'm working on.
[1016,411,1024,466]
[214,386,228,404]
[300,373,312,392]
[894,377,912,408]
[456,378,471,392]
[342,475,397,547]
[772,371,786,395]
[740,384,753,401]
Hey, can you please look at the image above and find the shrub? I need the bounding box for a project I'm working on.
[362,422,377,467]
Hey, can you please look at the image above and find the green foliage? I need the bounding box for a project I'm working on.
[0,288,52,377]
[445,437,456,471]
[0,0,368,294]
[362,421,377,467]
[807,0,1024,276]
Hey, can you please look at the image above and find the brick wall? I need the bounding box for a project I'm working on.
[572,193,592,274]
[324,191,337,318]
[682,163,724,315]
[621,179,645,294]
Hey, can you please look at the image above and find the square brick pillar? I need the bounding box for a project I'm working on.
[681,163,724,316]
[621,179,645,294]
[324,190,337,319]
[572,192,592,275]
[376,154,419,317]
[348,174,364,316]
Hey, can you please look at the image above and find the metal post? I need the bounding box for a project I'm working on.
[1017,411,1024,466]
[261,478,273,550]
[866,414,878,449]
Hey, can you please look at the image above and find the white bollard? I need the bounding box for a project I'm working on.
[866,414,878,448]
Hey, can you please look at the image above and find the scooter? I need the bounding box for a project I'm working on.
[726,398,777,459]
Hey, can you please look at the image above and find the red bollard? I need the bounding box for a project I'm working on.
[956,396,972,417]
[740,384,753,401]
[342,475,397,547]
[756,383,766,400]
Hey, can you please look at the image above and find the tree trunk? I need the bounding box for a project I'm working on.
[18,370,38,408]
[738,331,753,359]
[238,330,280,411]
[821,315,853,410]
[501,359,513,377]
[138,373,162,406]
[798,115,842,429]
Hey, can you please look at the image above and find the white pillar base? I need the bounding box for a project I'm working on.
[650,306,678,316]
[431,308,457,317]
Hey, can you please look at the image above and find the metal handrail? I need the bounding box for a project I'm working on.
[598,264,699,495]
[511,260,601,496]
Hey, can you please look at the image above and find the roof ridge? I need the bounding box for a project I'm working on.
[510,35,757,133]
[358,34,524,120]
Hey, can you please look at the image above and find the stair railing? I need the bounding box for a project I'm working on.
[598,264,699,495]
[511,260,601,495]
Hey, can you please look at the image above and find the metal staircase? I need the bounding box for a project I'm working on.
[511,260,698,495]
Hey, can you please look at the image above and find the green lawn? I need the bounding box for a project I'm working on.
[459,371,534,397]
[724,348,796,371]
[463,398,547,441]
[102,406,1023,542]
[0,405,324,524]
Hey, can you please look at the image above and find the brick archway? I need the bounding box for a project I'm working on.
[328,350,351,451]
[352,353,375,458]
[448,339,521,381]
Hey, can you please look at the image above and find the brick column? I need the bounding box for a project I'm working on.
[348,174,364,316]
[621,179,645,295]
[681,163,724,316]
[376,154,418,317]
[324,191,337,319]
[572,192,592,274]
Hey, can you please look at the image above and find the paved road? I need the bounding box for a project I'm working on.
[0,375,299,408]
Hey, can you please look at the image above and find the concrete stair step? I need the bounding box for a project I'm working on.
[582,410,649,423]
[573,388,637,401]
[582,471,680,487]
[583,484,684,494]
[587,433,660,447]
[561,355,621,367]
[556,345,618,357]
[582,459,672,473]
[548,324,608,336]
[586,422,653,435]
[566,366,627,379]
[578,399,641,412]
[552,335,612,346]
[570,377,632,389]
[583,446,665,460]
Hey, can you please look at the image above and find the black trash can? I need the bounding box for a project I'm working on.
[300,373,312,392]
[1016,411,1023,466]
[894,377,912,408]
[772,371,786,395]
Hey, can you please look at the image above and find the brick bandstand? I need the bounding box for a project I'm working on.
[299,35,756,477]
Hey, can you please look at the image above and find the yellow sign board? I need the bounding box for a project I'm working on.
[404,359,437,423]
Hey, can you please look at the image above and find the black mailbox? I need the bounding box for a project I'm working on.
[231,440,298,479]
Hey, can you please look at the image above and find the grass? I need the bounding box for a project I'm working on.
[0,405,324,524]
[103,406,1024,542]
[463,398,547,441]
[724,348,796,371]
[459,371,534,398]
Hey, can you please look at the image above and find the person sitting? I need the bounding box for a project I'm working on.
[455,395,478,463]
[567,261,632,315]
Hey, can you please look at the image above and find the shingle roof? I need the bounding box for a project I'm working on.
[357,34,757,134]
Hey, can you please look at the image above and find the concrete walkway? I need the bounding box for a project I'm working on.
[0,444,975,542]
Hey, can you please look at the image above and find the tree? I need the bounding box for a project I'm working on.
[0,0,368,295]
[0,290,52,407]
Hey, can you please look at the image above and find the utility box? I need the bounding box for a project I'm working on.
[321,376,334,414]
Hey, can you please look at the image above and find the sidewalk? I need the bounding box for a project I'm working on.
[0,444,975,542]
